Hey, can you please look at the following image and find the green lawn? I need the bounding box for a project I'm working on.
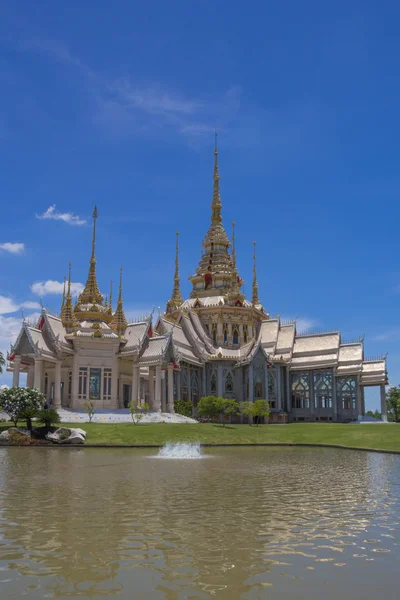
[1,422,398,451]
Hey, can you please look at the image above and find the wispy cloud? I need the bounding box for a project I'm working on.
[21,301,41,310]
[371,329,400,342]
[0,242,25,254]
[31,279,84,296]
[36,205,86,226]
[282,316,319,333]
[0,296,41,316]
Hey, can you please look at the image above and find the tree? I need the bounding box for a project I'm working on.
[0,351,5,375]
[84,399,95,423]
[386,386,400,422]
[129,401,149,424]
[38,409,60,429]
[240,401,254,425]
[252,400,270,425]
[217,398,239,426]
[174,399,192,418]
[198,396,221,421]
[0,387,45,430]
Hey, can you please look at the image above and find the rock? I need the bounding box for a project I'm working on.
[0,427,31,442]
[46,427,86,444]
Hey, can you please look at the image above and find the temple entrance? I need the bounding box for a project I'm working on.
[123,384,131,408]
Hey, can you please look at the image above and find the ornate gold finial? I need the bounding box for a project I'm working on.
[76,205,103,306]
[166,231,184,313]
[108,280,113,315]
[62,263,79,330]
[111,266,127,335]
[252,241,260,306]
[211,132,222,226]
[60,275,66,317]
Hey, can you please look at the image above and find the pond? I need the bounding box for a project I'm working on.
[0,446,399,599]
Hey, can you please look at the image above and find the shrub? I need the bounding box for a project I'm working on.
[239,399,270,425]
[37,409,60,428]
[198,396,221,421]
[84,399,95,423]
[174,399,192,418]
[128,401,150,424]
[0,387,45,429]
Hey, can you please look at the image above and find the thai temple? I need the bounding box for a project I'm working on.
[8,141,388,422]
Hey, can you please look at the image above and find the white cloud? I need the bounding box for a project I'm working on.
[282,316,319,333]
[0,242,25,254]
[36,205,86,226]
[31,280,84,296]
[21,301,41,310]
[0,296,20,315]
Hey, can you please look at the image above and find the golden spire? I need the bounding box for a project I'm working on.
[77,205,103,306]
[107,280,113,315]
[62,263,79,330]
[211,132,222,226]
[252,241,260,306]
[231,221,236,268]
[166,231,184,312]
[60,275,66,317]
[111,266,127,335]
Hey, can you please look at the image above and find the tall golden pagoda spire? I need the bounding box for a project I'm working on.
[211,132,222,226]
[77,205,103,306]
[111,267,127,335]
[107,280,113,315]
[166,231,184,313]
[62,263,79,330]
[60,275,66,318]
[252,241,260,306]
[231,221,236,268]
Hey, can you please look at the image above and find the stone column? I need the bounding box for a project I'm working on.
[309,370,315,419]
[148,367,155,410]
[27,364,34,388]
[154,365,162,412]
[286,368,291,415]
[236,367,244,403]
[265,363,269,403]
[111,357,120,409]
[217,322,223,345]
[217,364,223,397]
[276,365,282,411]
[71,353,79,409]
[132,364,139,407]
[54,360,62,408]
[168,365,175,413]
[176,370,181,400]
[380,384,387,422]
[202,364,206,397]
[239,323,244,344]
[12,356,21,388]
[361,386,365,416]
[332,374,338,422]
[33,358,43,392]
[161,371,167,412]
[248,324,253,340]
[356,376,362,420]
[248,363,254,402]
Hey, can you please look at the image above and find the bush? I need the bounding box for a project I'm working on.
[239,399,270,425]
[0,387,45,429]
[37,409,60,428]
[174,399,192,418]
[84,399,95,423]
[128,401,150,424]
[198,396,239,426]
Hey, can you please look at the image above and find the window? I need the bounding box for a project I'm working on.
[313,370,333,409]
[291,372,310,409]
[225,372,233,393]
[336,377,357,410]
[89,368,101,400]
[210,371,217,394]
[182,367,189,401]
[255,382,263,398]
[243,324,248,344]
[103,368,112,400]
[223,323,228,345]
[211,323,217,346]
[232,324,239,345]
[78,368,88,399]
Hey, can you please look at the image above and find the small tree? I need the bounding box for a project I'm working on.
[84,399,95,423]
[129,401,149,424]
[386,386,400,422]
[38,408,60,429]
[0,387,45,429]
[0,351,5,375]
[174,399,192,418]
[240,401,254,425]
[252,399,270,425]
[217,398,239,426]
[198,396,220,421]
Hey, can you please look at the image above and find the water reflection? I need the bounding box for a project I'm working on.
[0,447,399,599]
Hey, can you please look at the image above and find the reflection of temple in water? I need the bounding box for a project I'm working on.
[0,447,391,599]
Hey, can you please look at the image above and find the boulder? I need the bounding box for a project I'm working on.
[46,427,86,444]
[0,427,31,442]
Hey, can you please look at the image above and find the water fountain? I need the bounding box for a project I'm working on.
[156,442,204,459]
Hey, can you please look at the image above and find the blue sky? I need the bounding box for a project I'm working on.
[0,0,399,409]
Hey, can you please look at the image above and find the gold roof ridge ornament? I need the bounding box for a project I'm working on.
[111,266,128,336]
[62,263,79,331]
[211,131,222,227]
[166,231,184,313]
[77,205,104,306]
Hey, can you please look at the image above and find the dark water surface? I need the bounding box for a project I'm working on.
[0,446,399,599]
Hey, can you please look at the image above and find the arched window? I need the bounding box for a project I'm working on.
[291,372,310,409]
[313,370,333,408]
[223,323,228,344]
[210,371,217,394]
[232,324,239,345]
[211,323,217,346]
[225,372,233,393]
[243,324,248,344]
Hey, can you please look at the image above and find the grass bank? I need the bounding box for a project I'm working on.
[1,422,398,452]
